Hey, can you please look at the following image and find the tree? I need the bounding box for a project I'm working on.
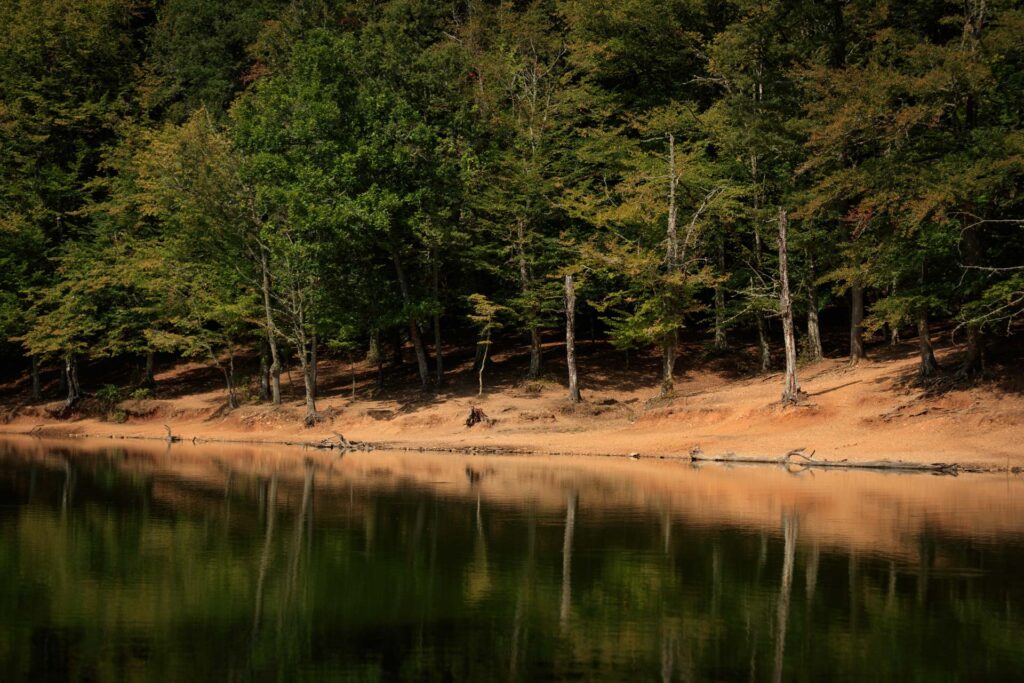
[777,208,801,404]
[467,293,509,396]
[564,273,582,403]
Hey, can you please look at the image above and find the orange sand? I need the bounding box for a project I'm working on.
[3,341,1023,469]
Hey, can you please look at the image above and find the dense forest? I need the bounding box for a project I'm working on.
[1,0,1022,421]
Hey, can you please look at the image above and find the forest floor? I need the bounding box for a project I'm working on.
[2,330,1023,470]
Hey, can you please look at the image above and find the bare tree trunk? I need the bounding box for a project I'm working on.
[917,313,940,380]
[392,251,431,390]
[714,237,727,349]
[260,249,282,405]
[368,330,384,391]
[296,339,317,420]
[565,274,581,403]
[529,328,542,379]
[310,333,318,400]
[757,314,772,373]
[143,351,155,388]
[30,356,41,401]
[661,331,677,396]
[63,353,80,407]
[431,251,443,386]
[472,338,485,374]
[666,133,679,265]
[259,341,270,402]
[213,349,238,409]
[752,163,771,373]
[516,219,542,380]
[778,209,801,404]
[662,133,680,395]
[477,331,491,397]
[350,356,357,399]
[850,280,866,364]
[805,252,823,361]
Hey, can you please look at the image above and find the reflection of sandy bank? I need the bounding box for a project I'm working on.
[4,435,1023,561]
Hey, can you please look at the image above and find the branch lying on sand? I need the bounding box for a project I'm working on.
[689,447,962,474]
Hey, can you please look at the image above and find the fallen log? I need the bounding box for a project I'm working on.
[689,447,960,475]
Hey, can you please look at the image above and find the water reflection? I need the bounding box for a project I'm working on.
[0,436,1022,681]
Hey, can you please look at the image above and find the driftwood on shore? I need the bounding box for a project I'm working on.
[688,447,962,475]
[303,432,373,452]
[163,424,181,443]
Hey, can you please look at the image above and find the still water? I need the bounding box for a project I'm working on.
[0,436,1021,681]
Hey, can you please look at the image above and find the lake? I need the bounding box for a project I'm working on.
[0,436,1022,681]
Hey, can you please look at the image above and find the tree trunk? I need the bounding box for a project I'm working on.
[143,351,155,388]
[351,357,357,399]
[368,331,385,391]
[850,280,866,364]
[752,161,770,373]
[565,275,581,403]
[64,353,80,407]
[805,253,823,361]
[665,133,679,266]
[757,313,772,373]
[529,328,542,379]
[296,339,317,419]
[960,326,983,378]
[516,219,542,380]
[30,356,41,401]
[714,237,727,349]
[477,331,490,397]
[310,333,318,400]
[660,330,677,396]
[213,350,238,409]
[472,338,486,374]
[259,341,271,402]
[392,251,431,390]
[431,250,443,386]
[777,209,801,404]
[917,313,940,380]
[260,249,282,406]
[662,133,681,395]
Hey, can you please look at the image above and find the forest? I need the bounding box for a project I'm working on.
[1,0,1022,423]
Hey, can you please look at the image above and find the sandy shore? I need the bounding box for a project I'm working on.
[3,340,1023,470]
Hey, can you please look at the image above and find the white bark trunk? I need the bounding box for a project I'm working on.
[565,275,581,403]
[778,209,801,404]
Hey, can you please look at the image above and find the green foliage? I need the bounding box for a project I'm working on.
[2,0,1022,394]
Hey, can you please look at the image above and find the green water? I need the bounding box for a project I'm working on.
[0,440,1021,681]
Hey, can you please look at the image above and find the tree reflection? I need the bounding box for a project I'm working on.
[560,492,577,631]
[773,513,798,683]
